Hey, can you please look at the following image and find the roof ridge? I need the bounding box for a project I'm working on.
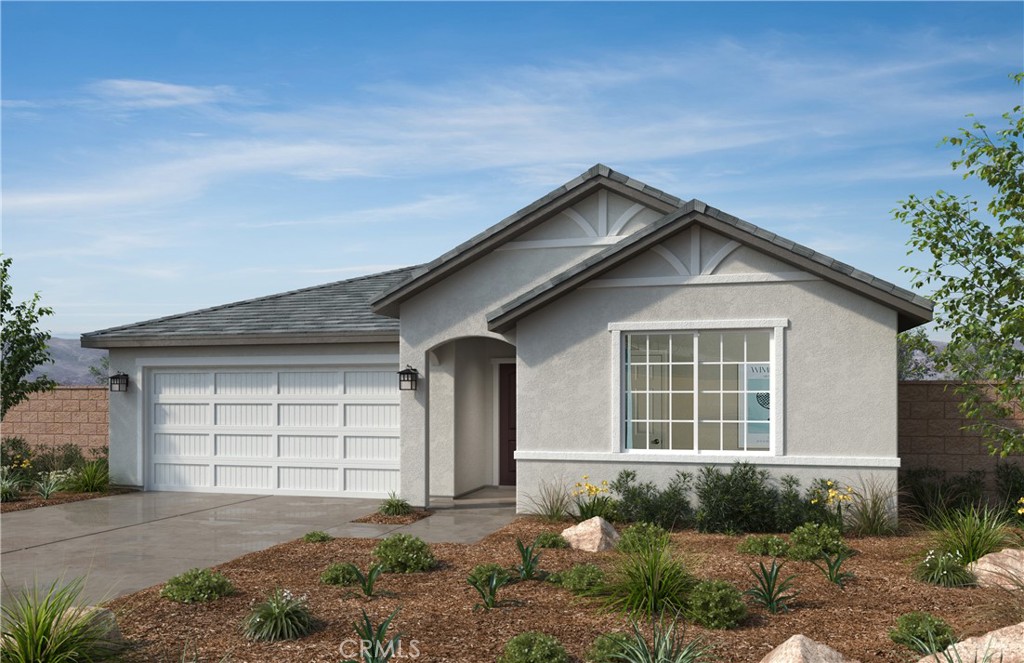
[81,265,418,338]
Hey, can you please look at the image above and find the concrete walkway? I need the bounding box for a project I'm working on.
[1,491,515,604]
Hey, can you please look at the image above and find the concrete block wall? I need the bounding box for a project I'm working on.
[1,387,109,453]
[898,381,1024,496]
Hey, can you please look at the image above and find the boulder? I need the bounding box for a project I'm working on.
[917,622,1024,663]
[758,635,859,663]
[561,516,620,552]
[969,548,1024,590]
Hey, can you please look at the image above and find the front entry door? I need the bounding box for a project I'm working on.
[498,363,516,486]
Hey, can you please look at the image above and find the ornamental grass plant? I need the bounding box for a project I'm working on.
[524,480,574,523]
[0,576,123,662]
[926,503,1015,564]
[242,588,315,642]
[600,543,697,617]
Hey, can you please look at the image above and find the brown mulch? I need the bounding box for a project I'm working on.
[107,518,1019,663]
[0,486,135,513]
[352,509,433,525]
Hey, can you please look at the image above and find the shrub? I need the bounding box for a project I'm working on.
[686,580,747,629]
[556,563,605,594]
[776,475,811,532]
[927,503,1015,564]
[0,467,24,502]
[845,477,898,536]
[618,522,671,554]
[913,549,975,588]
[534,531,568,549]
[903,467,985,521]
[889,611,957,655]
[372,533,436,573]
[0,576,123,662]
[160,568,234,603]
[694,463,780,534]
[379,491,413,517]
[242,588,315,642]
[736,534,789,557]
[745,559,798,614]
[788,522,848,561]
[1,436,34,482]
[609,469,695,530]
[610,615,711,663]
[498,632,568,663]
[321,562,360,586]
[995,461,1024,521]
[587,632,633,663]
[600,545,696,617]
[525,480,574,522]
[67,459,109,493]
[30,443,87,475]
[468,562,512,587]
[302,530,333,543]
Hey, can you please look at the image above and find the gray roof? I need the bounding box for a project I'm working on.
[81,266,418,348]
[487,199,933,334]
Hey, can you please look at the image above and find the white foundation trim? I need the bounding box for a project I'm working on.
[514,450,901,469]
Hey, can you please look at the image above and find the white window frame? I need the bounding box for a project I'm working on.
[609,319,787,457]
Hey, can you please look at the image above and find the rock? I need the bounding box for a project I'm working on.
[560,516,620,552]
[61,606,124,649]
[917,622,1024,663]
[758,635,859,663]
[969,548,1024,590]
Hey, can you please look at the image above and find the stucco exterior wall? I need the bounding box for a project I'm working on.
[513,277,899,510]
[108,342,398,488]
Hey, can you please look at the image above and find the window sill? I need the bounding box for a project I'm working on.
[514,450,900,468]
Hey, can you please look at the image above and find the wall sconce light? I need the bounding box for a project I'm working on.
[109,372,129,392]
[397,365,419,391]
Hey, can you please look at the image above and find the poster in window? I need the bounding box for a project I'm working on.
[745,364,770,450]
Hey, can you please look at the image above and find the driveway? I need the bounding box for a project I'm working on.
[1,492,515,604]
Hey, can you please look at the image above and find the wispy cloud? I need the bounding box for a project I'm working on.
[84,79,240,110]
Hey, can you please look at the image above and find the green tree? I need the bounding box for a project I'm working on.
[88,355,110,386]
[897,329,934,381]
[1,255,57,419]
[895,74,1023,456]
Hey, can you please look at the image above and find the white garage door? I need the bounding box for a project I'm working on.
[147,366,399,497]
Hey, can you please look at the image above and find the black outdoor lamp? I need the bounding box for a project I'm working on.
[397,366,419,391]
[109,372,129,392]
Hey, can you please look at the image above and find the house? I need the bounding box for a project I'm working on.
[81,165,933,509]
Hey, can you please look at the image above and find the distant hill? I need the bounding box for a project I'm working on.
[28,337,107,386]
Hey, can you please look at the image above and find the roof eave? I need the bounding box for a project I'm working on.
[80,331,400,349]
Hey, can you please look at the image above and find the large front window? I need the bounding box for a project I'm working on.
[625,330,772,452]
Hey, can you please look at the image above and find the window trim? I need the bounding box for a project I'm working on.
[609,319,788,457]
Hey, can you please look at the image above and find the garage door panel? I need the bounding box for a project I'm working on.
[344,371,396,396]
[153,373,210,396]
[155,403,209,426]
[214,434,273,458]
[278,403,338,427]
[149,365,398,497]
[279,435,340,460]
[279,371,339,395]
[215,372,275,395]
[280,467,337,491]
[345,403,399,428]
[345,468,398,494]
[344,436,399,461]
[215,465,273,489]
[154,463,209,487]
[154,433,209,457]
[215,403,273,427]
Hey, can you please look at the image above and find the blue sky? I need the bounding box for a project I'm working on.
[2,2,1021,337]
